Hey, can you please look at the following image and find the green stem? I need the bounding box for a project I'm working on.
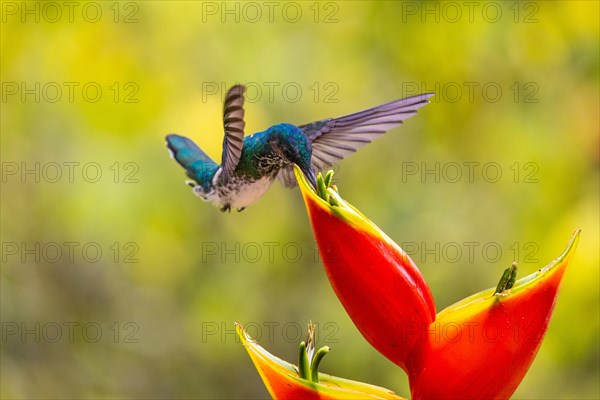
[495,261,518,294]
[317,173,328,200]
[316,170,337,204]
[310,346,330,382]
[298,341,310,380]
[507,261,518,289]
[324,170,334,188]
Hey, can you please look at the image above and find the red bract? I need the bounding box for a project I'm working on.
[294,165,580,399]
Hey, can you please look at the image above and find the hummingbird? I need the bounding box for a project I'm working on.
[166,85,433,212]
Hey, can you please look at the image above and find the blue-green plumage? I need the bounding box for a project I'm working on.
[165,134,219,192]
[166,85,433,212]
[233,124,313,180]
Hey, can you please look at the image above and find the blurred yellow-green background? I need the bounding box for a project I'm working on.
[1,1,598,398]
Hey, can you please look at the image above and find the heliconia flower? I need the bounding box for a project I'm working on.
[293,165,580,399]
[236,321,405,399]
[409,231,580,399]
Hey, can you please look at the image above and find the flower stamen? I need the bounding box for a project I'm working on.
[494,261,518,295]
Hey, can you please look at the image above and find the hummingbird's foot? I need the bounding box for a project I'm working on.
[221,204,231,212]
[237,207,245,212]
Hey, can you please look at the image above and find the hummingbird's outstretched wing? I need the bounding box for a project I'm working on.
[277,92,434,187]
[166,134,219,190]
[220,84,246,181]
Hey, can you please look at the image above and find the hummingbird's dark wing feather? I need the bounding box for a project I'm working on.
[220,84,246,181]
[303,92,434,170]
[277,92,434,187]
[166,134,219,190]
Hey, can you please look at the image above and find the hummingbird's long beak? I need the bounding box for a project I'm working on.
[303,168,318,190]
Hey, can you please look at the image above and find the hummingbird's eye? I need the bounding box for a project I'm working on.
[270,141,282,153]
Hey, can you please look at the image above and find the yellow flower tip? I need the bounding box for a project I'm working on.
[293,164,386,236]
[505,228,580,297]
[539,229,580,275]
[436,229,581,319]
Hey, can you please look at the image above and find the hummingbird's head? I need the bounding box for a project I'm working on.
[267,123,317,188]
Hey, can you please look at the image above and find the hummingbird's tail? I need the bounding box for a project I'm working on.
[166,134,219,188]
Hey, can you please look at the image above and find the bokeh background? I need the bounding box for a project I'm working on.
[1,1,598,398]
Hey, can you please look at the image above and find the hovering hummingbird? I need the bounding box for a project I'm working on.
[166,85,433,212]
